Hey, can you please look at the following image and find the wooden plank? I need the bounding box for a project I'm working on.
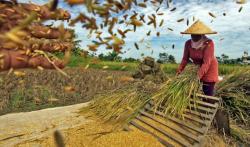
[139,110,200,143]
[145,107,205,134]
[196,94,221,102]
[188,104,214,114]
[152,103,214,115]
[150,103,213,125]
[130,121,174,147]
[204,106,219,134]
[184,109,212,120]
[135,116,193,147]
[182,114,209,126]
[190,99,218,108]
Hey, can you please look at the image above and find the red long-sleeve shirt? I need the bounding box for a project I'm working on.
[177,39,219,83]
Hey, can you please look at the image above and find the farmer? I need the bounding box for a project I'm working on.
[177,20,219,96]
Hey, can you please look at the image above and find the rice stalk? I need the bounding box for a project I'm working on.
[81,84,152,128]
[82,65,201,127]
[152,65,201,117]
[216,68,250,126]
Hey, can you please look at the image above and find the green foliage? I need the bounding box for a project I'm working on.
[72,40,82,56]
[158,53,168,63]
[67,55,86,67]
[98,51,122,61]
[162,64,178,74]
[217,54,243,64]
[123,57,138,62]
[168,55,176,63]
[157,53,176,64]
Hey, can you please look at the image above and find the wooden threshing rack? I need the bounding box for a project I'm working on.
[126,94,221,147]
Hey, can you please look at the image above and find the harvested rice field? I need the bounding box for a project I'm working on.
[0,68,132,115]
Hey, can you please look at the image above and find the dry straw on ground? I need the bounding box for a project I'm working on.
[216,68,250,143]
[81,82,155,128]
[216,68,250,126]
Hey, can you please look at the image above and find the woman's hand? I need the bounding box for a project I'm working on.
[176,69,181,76]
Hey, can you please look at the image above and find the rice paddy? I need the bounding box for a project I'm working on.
[67,56,247,75]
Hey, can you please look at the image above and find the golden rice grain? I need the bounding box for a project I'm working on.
[16,118,164,147]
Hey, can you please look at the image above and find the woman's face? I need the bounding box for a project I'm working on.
[191,35,202,42]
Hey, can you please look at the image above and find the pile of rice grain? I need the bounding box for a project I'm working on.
[16,118,163,147]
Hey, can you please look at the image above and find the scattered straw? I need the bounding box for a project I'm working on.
[81,84,151,128]
[216,68,250,125]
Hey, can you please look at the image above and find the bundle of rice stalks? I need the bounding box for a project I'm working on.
[82,65,200,128]
[216,68,250,126]
[152,65,201,117]
[81,83,152,128]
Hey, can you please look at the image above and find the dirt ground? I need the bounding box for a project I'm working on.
[0,102,228,147]
[0,68,132,115]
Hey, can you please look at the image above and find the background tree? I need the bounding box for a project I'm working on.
[157,53,168,63]
[72,39,82,56]
[168,55,176,63]
[216,56,222,63]
[221,54,229,64]
[98,51,122,61]
[123,57,138,62]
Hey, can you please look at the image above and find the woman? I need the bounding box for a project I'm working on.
[177,20,219,96]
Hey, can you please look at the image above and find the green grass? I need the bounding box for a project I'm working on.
[218,64,249,75]
[67,55,249,75]
[67,56,138,71]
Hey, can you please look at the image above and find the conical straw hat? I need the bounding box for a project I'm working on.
[181,20,217,35]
